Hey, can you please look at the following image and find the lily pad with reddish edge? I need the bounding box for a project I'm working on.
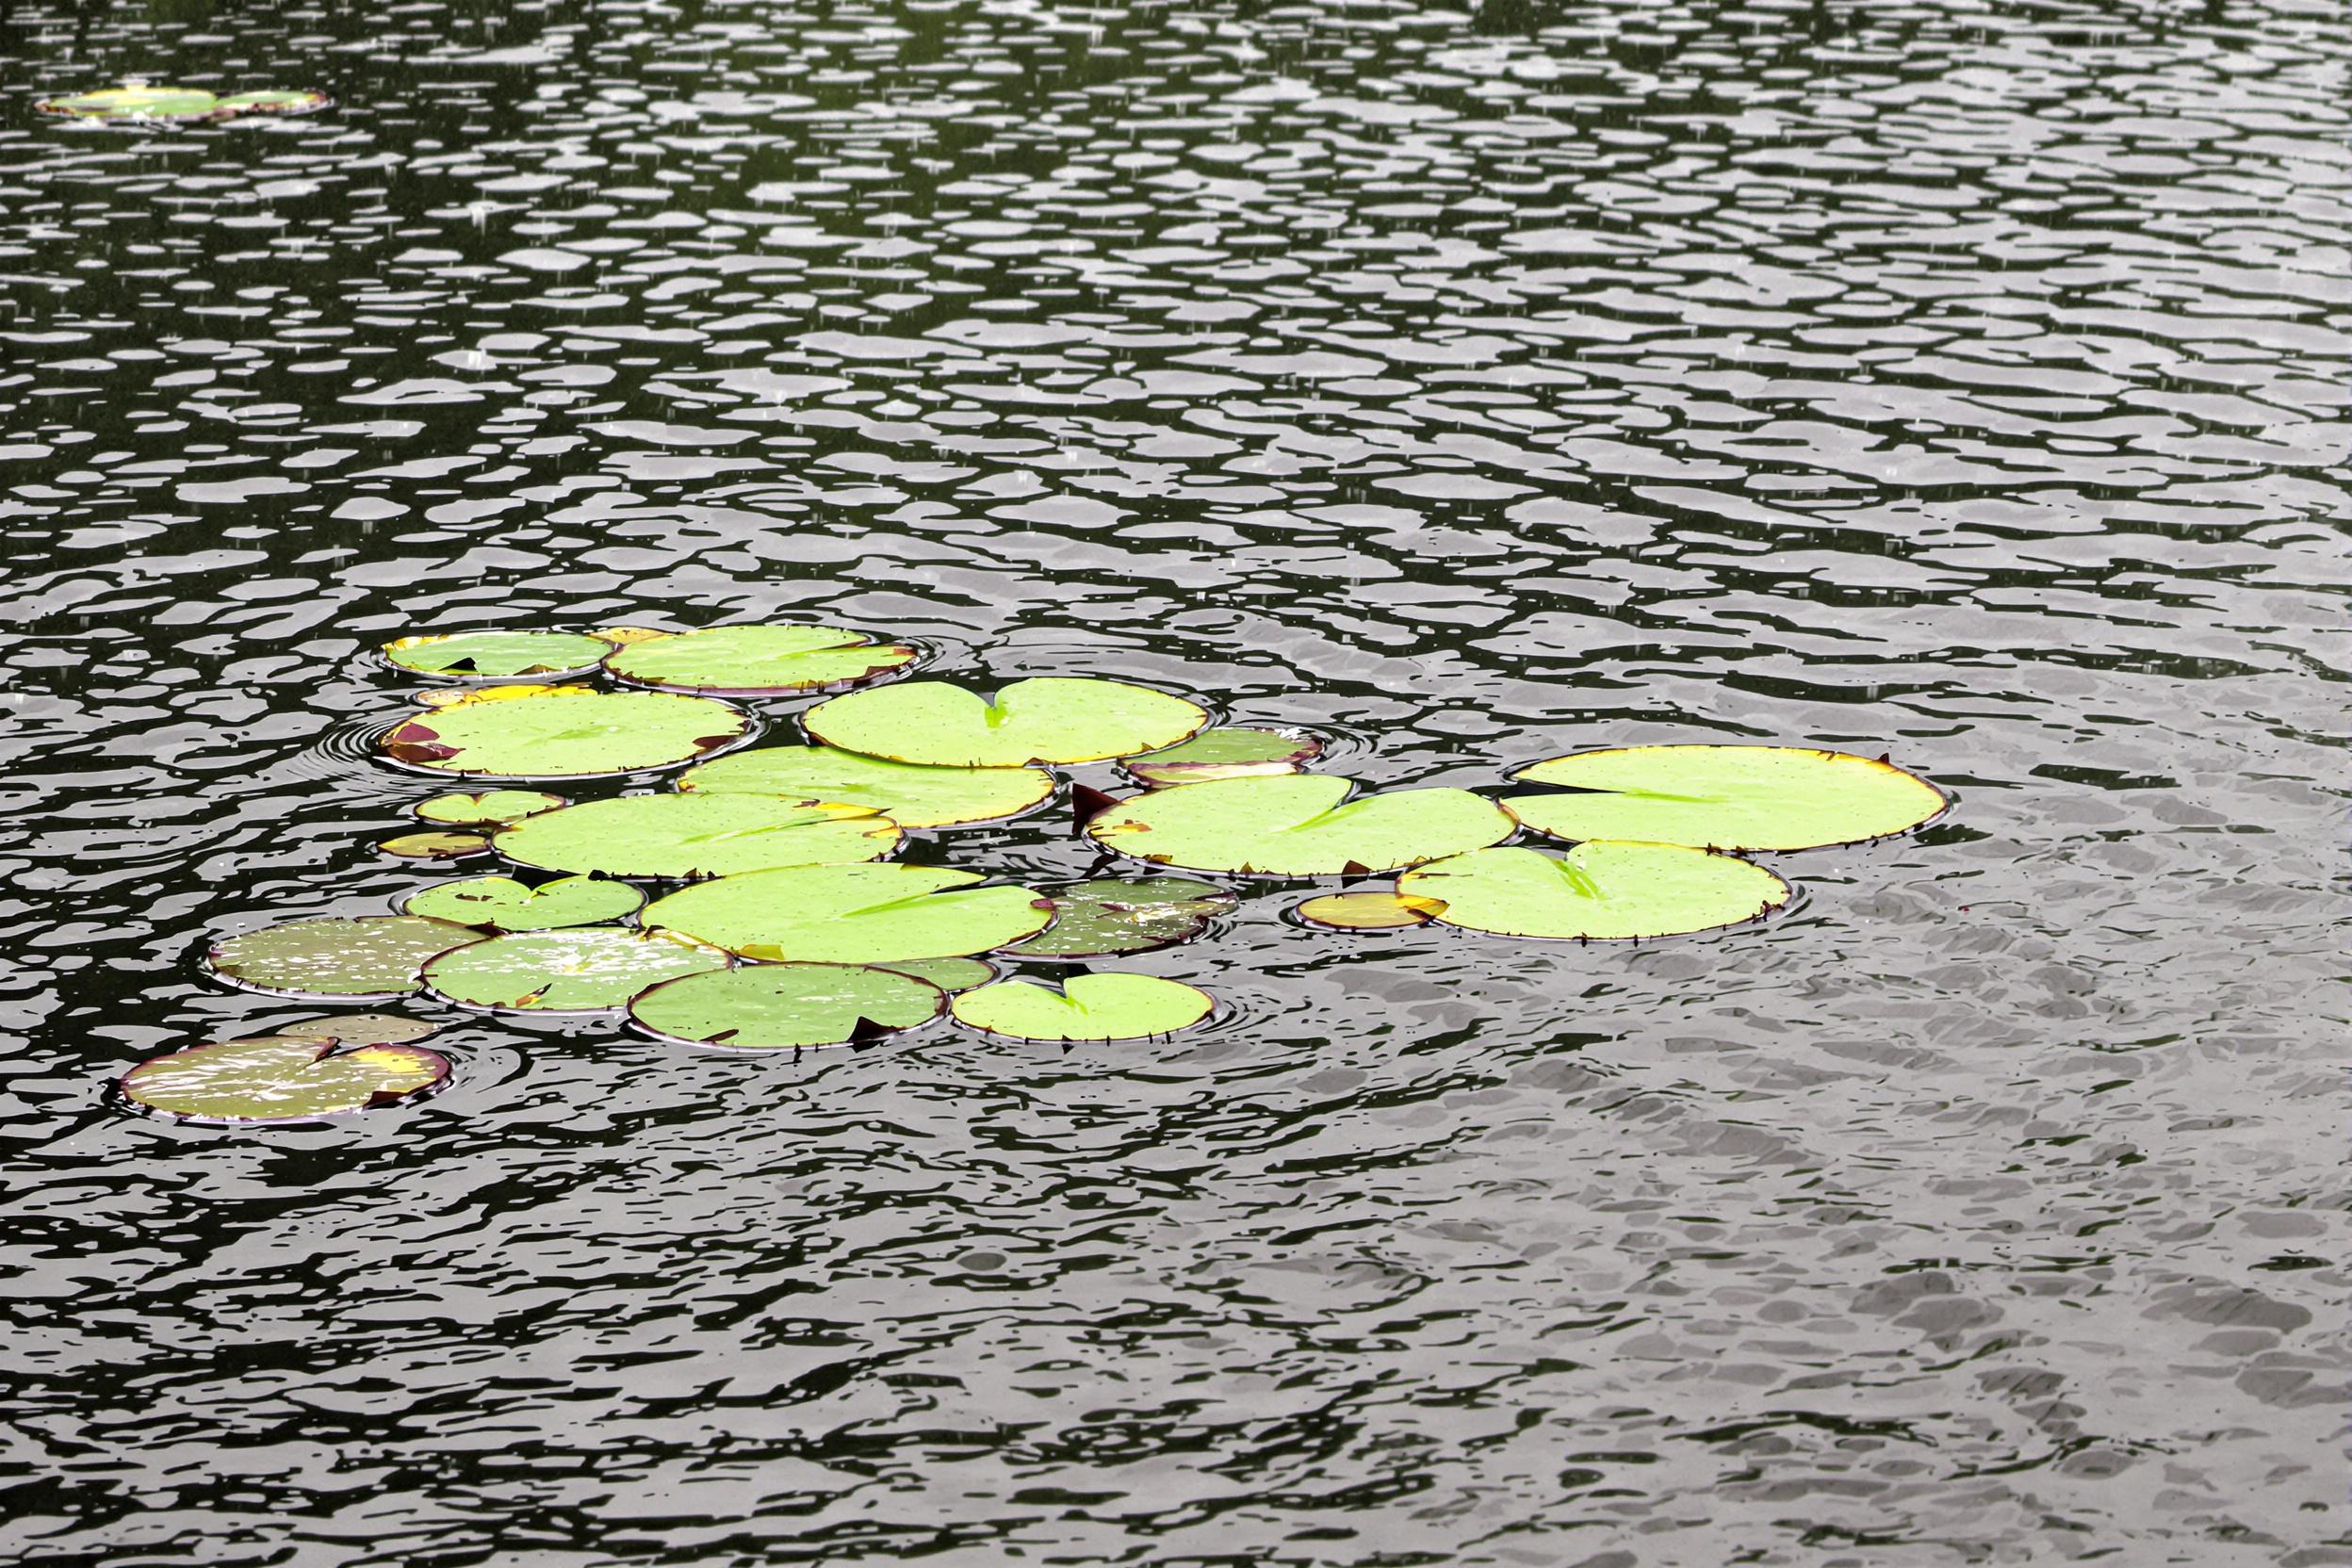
[1293,891,1447,931]
[1397,843,1790,941]
[380,689,751,779]
[1122,727,1321,787]
[950,973,1214,1043]
[204,916,480,999]
[629,963,947,1050]
[605,624,919,697]
[400,874,645,933]
[644,863,1051,964]
[380,629,616,681]
[1087,773,1513,878]
[495,793,900,880]
[806,677,1206,768]
[1002,876,1233,960]
[120,1037,448,1122]
[421,928,729,1013]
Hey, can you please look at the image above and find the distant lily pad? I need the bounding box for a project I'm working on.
[680,744,1053,830]
[1004,876,1233,959]
[381,689,751,779]
[204,916,479,999]
[1294,891,1447,931]
[279,1014,445,1046]
[378,830,491,862]
[495,794,900,879]
[1124,727,1321,786]
[629,963,947,1050]
[416,790,566,826]
[1398,844,1790,941]
[381,630,615,681]
[120,1037,447,1122]
[806,677,1207,768]
[644,864,1051,964]
[950,973,1213,1042]
[40,86,333,123]
[606,624,920,696]
[1503,745,1948,852]
[873,956,996,993]
[1087,774,1514,878]
[400,874,645,932]
[422,928,728,1013]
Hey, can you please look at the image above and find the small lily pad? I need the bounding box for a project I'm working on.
[644,863,1051,964]
[680,744,1053,830]
[40,86,334,122]
[1004,876,1233,960]
[1087,774,1514,878]
[421,928,728,1013]
[806,677,1207,768]
[279,1014,445,1046]
[873,956,997,992]
[1124,727,1321,786]
[951,973,1213,1042]
[1295,891,1447,931]
[120,1037,448,1122]
[629,963,947,1050]
[400,874,645,932]
[381,689,751,779]
[605,624,920,696]
[1503,745,1948,852]
[204,916,480,999]
[416,790,566,826]
[378,830,491,862]
[1397,843,1791,941]
[495,794,900,879]
[381,630,616,681]
[592,626,669,645]
[416,682,580,710]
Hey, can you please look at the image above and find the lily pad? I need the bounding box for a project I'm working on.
[950,973,1213,1042]
[805,677,1207,768]
[280,1014,445,1046]
[1004,876,1233,959]
[495,794,899,879]
[606,624,920,696]
[629,963,947,1050]
[1124,727,1321,786]
[1503,745,1948,852]
[680,744,1053,830]
[1087,774,1514,878]
[1397,843,1790,941]
[416,790,566,826]
[120,1037,448,1122]
[874,956,997,992]
[644,863,1051,964]
[400,874,645,932]
[378,830,491,862]
[422,928,728,1013]
[381,630,615,681]
[204,916,479,999]
[1294,891,1447,931]
[39,86,333,122]
[381,689,751,779]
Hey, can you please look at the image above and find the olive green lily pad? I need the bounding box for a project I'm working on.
[1503,745,1948,852]
[379,830,492,862]
[416,790,566,826]
[400,874,645,932]
[1294,891,1447,931]
[1124,727,1321,786]
[120,1037,448,1122]
[606,624,920,696]
[873,956,997,992]
[680,744,1053,830]
[381,689,751,779]
[1397,843,1790,941]
[495,794,900,879]
[40,86,334,122]
[629,963,947,1050]
[644,864,1051,964]
[421,927,728,1013]
[806,677,1207,768]
[1003,876,1233,959]
[280,1014,445,1046]
[951,973,1213,1042]
[1087,774,1514,878]
[381,630,616,680]
[204,916,480,999]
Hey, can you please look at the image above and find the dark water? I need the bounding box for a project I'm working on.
[2,1,2346,1562]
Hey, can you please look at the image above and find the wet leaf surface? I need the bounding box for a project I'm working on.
[680,744,1053,830]
[1003,876,1233,959]
[120,1037,448,1122]
[806,677,1206,768]
[644,863,1051,964]
[605,623,919,696]
[1088,774,1514,877]
[421,928,728,1013]
[494,793,900,879]
[203,916,480,1000]
[1398,844,1792,941]
[1504,745,1949,852]
[400,874,645,933]
[630,963,947,1050]
[951,973,1213,1042]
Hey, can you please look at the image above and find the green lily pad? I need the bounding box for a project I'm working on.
[378,830,492,862]
[679,744,1053,830]
[381,689,752,779]
[421,928,728,1013]
[644,864,1051,964]
[39,86,334,122]
[1294,891,1447,931]
[204,916,480,999]
[494,794,900,880]
[279,1014,445,1046]
[950,973,1213,1042]
[1503,745,1948,852]
[1087,774,1514,878]
[416,790,566,826]
[1397,843,1790,941]
[605,624,920,696]
[805,677,1207,768]
[1003,876,1233,959]
[1123,727,1321,786]
[873,956,997,992]
[381,630,615,680]
[629,963,947,1050]
[400,874,645,932]
[120,1037,448,1122]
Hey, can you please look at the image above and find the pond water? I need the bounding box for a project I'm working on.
[3,1,2346,1563]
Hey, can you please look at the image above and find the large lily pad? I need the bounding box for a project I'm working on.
[1294,891,1447,931]
[422,928,728,1013]
[416,790,566,826]
[644,864,1051,964]
[606,624,919,696]
[1087,774,1514,878]
[204,916,479,999]
[1003,876,1233,959]
[120,1037,448,1122]
[950,973,1213,1042]
[40,86,333,122]
[680,744,1053,830]
[380,689,751,779]
[1123,727,1321,786]
[629,963,946,1050]
[805,677,1207,768]
[495,794,900,879]
[400,874,645,932]
[1397,844,1790,941]
[1503,745,1948,852]
[381,630,615,680]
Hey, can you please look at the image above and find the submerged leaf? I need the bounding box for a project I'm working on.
[1398,843,1790,941]
[630,963,947,1050]
[950,973,1213,1042]
[378,830,491,862]
[1294,891,1446,931]
[120,1037,447,1122]
[380,689,751,779]
[422,927,727,1013]
[680,744,1052,830]
[400,874,645,932]
[381,630,614,680]
[416,790,566,826]
[1503,745,1947,852]
[1087,774,1513,878]
[1003,876,1233,960]
[806,677,1206,768]
[495,793,899,879]
[644,863,1051,964]
[204,916,479,999]
[1123,727,1321,786]
[605,623,920,696]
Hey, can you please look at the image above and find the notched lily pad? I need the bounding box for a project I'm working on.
[422,927,728,1013]
[416,790,566,826]
[1398,843,1791,941]
[1003,876,1233,960]
[644,863,1051,964]
[806,677,1207,768]
[1503,745,1948,852]
[1295,891,1447,931]
[629,963,947,1050]
[380,689,751,779]
[400,874,645,932]
[40,86,334,123]
[381,630,615,681]
[280,1013,445,1046]
[606,623,920,696]
[120,1037,448,1123]
[204,916,479,999]
[1123,727,1321,786]
[951,973,1214,1042]
[680,744,1053,830]
[496,793,900,879]
[1087,773,1514,878]
[378,830,492,862]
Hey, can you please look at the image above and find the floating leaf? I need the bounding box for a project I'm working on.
[1123,727,1321,786]
[204,916,479,999]
[1295,891,1446,931]
[39,85,333,122]
[279,1014,445,1046]
[400,874,645,932]
[592,625,669,645]
[378,830,491,862]
[1087,774,1514,878]
[421,928,727,1013]
[806,677,1206,768]
[606,624,920,696]
[380,689,751,779]
[416,790,566,826]
[1503,745,1948,852]
[629,963,946,1050]
[1003,876,1233,959]
[495,794,899,879]
[1397,844,1790,941]
[644,864,1050,964]
[381,630,615,680]
[873,956,996,993]
[120,1037,447,1122]
[416,682,583,710]
[951,973,1213,1042]
[680,744,1052,830]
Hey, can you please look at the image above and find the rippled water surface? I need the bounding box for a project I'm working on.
[3,1,2347,1562]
